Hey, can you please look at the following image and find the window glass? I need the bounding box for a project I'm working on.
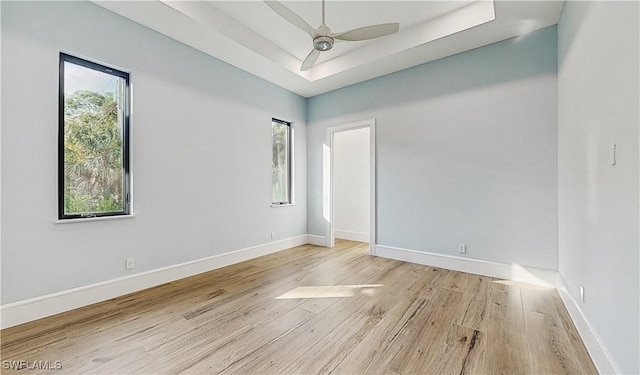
[272,119,291,204]
[59,54,131,219]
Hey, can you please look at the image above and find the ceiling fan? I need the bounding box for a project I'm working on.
[264,0,400,71]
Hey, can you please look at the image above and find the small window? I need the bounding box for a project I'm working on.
[58,53,131,219]
[272,119,293,205]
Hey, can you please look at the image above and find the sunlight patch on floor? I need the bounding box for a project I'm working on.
[491,263,555,289]
[276,284,383,299]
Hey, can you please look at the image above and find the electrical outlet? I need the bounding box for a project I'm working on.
[579,285,585,302]
[126,257,135,270]
[458,244,466,254]
[271,232,276,239]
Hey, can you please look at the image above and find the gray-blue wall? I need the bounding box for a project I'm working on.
[308,26,559,270]
[558,2,639,373]
[1,1,307,303]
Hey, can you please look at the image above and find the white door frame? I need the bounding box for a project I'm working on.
[324,119,376,254]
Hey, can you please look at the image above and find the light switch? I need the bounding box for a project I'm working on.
[610,144,616,166]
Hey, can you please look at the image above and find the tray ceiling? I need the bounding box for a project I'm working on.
[93,0,564,97]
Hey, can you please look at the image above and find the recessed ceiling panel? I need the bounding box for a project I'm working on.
[92,0,564,97]
[211,1,473,63]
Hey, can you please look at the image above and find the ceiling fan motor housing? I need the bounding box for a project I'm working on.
[313,36,334,51]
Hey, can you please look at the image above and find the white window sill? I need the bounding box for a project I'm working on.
[271,203,295,207]
[54,214,135,224]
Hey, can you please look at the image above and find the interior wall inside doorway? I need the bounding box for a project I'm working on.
[334,127,370,243]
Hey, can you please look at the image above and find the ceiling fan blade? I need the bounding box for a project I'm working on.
[301,49,320,71]
[264,0,316,38]
[331,23,399,41]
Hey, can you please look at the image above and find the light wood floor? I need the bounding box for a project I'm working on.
[1,240,597,374]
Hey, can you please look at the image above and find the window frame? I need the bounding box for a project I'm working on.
[271,118,294,206]
[58,53,132,220]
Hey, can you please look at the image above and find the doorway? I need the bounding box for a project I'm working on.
[325,119,376,254]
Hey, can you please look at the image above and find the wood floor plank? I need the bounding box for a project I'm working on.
[148,307,314,374]
[448,273,492,332]
[425,323,484,375]
[482,282,533,375]
[213,260,413,374]
[524,309,590,375]
[387,288,464,374]
[521,283,563,315]
[554,298,599,374]
[282,264,444,375]
[0,240,598,375]
[330,267,452,375]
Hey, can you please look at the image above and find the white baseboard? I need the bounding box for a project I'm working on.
[557,276,618,375]
[375,243,618,374]
[1,235,309,329]
[306,234,327,246]
[375,244,559,287]
[334,230,369,243]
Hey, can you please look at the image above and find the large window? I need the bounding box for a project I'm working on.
[272,119,292,205]
[58,53,131,219]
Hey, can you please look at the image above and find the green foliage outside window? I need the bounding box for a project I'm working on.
[272,120,290,204]
[64,90,124,214]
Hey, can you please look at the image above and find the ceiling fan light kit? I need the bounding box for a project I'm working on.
[313,36,334,51]
[264,0,400,71]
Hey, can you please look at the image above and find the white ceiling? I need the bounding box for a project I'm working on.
[93,0,564,98]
